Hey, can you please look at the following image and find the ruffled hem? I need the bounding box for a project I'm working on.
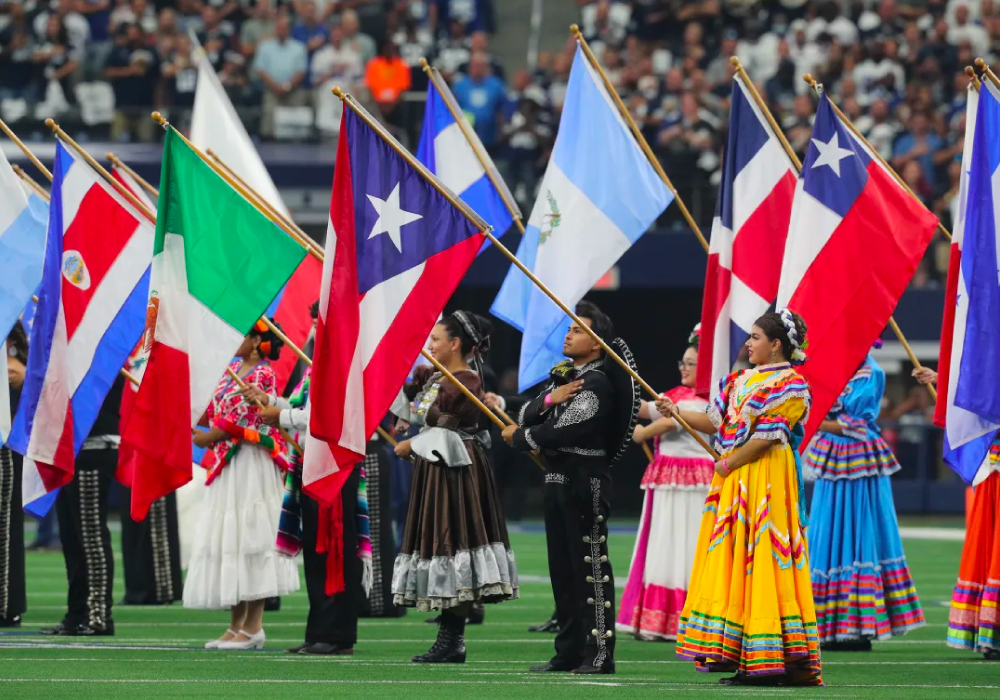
[804,433,901,480]
[947,577,1000,652]
[391,543,519,612]
[640,455,714,489]
[616,584,687,641]
[183,550,300,609]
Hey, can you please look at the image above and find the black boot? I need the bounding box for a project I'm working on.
[528,613,559,633]
[412,611,467,663]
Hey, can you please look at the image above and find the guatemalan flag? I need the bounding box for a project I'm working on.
[695,74,797,398]
[307,104,487,505]
[935,83,1000,484]
[490,45,672,392]
[417,66,516,252]
[776,94,938,446]
[0,148,48,446]
[8,141,153,511]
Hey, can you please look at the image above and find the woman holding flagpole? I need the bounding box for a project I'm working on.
[616,324,713,642]
[184,320,300,650]
[391,311,518,664]
[914,368,1000,660]
[657,310,823,687]
[0,321,28,628]
[805,342,925,651]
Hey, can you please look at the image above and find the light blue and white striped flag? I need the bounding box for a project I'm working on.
[491,45,673,391]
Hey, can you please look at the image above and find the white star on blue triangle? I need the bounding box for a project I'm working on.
[367,183,423,253]
[810,132,854,177]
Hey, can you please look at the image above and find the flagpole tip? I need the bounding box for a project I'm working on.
[729,56,740,68]
[106,151,115,161]
[44,118,56,132]
[966,65,977,77]
[802,73,816,86]
[570,23,581,37]
[151,111,167,125]
[332,86,345,99]
[418,57,429,69]
[974,57,986,69]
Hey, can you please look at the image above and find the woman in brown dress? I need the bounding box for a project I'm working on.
[390,311,518,663]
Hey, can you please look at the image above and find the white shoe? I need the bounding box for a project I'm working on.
[205,629,238,649]
[217,629,266,650]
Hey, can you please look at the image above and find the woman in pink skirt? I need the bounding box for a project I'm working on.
[616,326,714,641]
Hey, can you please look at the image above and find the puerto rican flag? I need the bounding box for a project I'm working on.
[8,142,153,506]
[307,106,485,505]
[776,94,938,445]
[696,74,797,397]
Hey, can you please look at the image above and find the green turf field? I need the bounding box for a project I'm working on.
[1,524,997,699]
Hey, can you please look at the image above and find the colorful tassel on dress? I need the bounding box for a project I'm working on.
[357,466,373,597]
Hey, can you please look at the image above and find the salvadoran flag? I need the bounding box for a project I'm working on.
[0,149,48,446]
[776,94,938,446]
[307,105,486,505]
[695,74,797,398]
[416,69,516,252]
[936,83,1000,483]
[8,141,153,511]
[490,45,672,391]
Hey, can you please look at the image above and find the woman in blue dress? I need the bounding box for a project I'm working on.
[804,349,925,651]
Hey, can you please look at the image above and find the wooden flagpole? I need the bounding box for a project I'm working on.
[0,118,52,181]
[728,66,938,401]
[419,58,525,235]
[570,24,710,254]
[966,65,982,91]
[106,152,160,199]
[12,164,49,200]
[977,57,1000,91]
[333,86,719,460]
[224,367,302,452]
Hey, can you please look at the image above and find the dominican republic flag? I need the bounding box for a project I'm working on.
[696,74,797,398]
[776,94,938,446]
[935,84,1000,483]
[8,141,153,510]
[307,106,486,505]
[416,68,516,252]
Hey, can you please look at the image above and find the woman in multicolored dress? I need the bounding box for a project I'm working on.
[914,368,1000,660]
[617,325,713,641]
[391,312,517,664]
[184,320,300,650]
[656,310,822,687]
[806,346,924,651]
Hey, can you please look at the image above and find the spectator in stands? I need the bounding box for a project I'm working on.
[457,31,504,82]
[394,14,434,70]
[204,0,241,27]
[200,6,236,72]
[453,51,506,153]
[156,8,182,60]
[292,0,328,75]
[856,39,906,107]
[176,0,206,35]
[110,0,157,36]
[580,0,630,55]
[312,21,362,97]
[892,110,946,191]
[33,0,90,61]
[218,51,249,104]
[545,50,571,112]
[103,23,158,142]
[33,13,79,108]
[783,94,815,159]
[946,2,989,58]
[364,39,411,124]
[341,9,376,68]
[501,95,552,211]
[240,0,277,60]
[0,11,38,103]
[162,32,198,110]
[252,15,308,138]
[78,0,113,77]
[430,0,492,36]
[436,18,470,79]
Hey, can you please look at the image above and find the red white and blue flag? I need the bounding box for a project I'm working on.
[696,75,797,397]
[306,107,486,505]
[777,94,938,444]
[8,142,153,510]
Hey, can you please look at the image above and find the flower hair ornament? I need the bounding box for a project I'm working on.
[777,308,808,365]
[688,322,702,349]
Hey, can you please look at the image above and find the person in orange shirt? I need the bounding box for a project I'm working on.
[365,40,411,122]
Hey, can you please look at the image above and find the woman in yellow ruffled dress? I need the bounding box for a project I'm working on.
[656,310,822,687]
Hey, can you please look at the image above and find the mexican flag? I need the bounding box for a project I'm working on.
[122,128,306,521]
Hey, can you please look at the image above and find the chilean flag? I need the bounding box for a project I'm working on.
[8,142,153,504]
[777,95,938,445]
[307,107,485,505]
[936,84,1000,483]
[696,74,797,397]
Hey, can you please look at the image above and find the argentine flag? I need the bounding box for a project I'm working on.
[491,45,673,391]
[416,69,516,252]
[941,83,1000,484]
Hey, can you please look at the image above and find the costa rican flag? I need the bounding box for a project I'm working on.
[696,74,797,397]
[306,106,486,505]
[8,142,153,508]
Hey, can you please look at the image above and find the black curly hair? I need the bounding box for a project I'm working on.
[248,318,285,361]
[6,320,27,365]
[754,311,808,363]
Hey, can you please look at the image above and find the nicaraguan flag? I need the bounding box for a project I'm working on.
[490,45,672,391]
[939,84,1000,483]
[416,72,515,251]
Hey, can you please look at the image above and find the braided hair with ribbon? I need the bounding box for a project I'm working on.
[442,311,494,383]
[754,309,809,366]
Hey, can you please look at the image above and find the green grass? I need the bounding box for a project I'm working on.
[1,524,997,699]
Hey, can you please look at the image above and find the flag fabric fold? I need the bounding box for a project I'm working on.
[776,94,938,447]
[8,141,154,510]
[122,128,306,520]
[695,74,798,397]
[935,84,1000,483]
[417,72,516,252]
[490,45,672,392]
[307,106,485,506]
